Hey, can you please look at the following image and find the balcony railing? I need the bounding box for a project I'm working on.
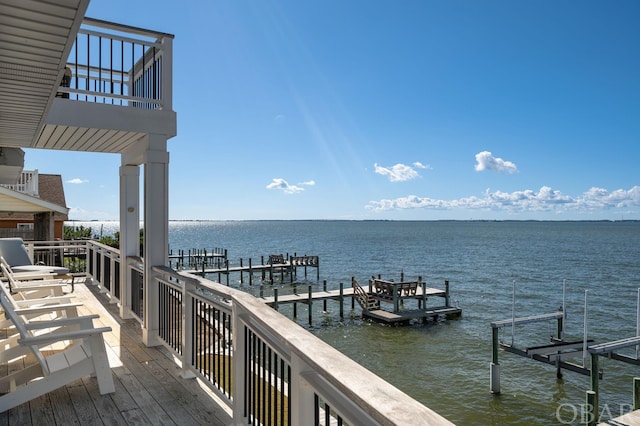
[32,239,451,425]
[60,18,173,111]
[0,169,39,196]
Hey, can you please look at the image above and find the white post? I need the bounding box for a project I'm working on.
[181,278,195,379]
[142,135,169,347]
[119,164,139,319]
[161,36,173,111]
[290,353,315,426]
[232,305,247,424]
[490,362,500,394]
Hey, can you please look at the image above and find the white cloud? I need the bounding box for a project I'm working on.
[474,151,518,174]
[66,178,89,184]
[374,162,427,182]
[365,186,640,214]
[300,180,316,186]
[266,178,306,194]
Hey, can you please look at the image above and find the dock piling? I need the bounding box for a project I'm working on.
[308,285,313,325]
[339,282,344,319]
[273,288,279,311]
[445,280,450,307]
[323,280,327,311]
[491,327,500,394]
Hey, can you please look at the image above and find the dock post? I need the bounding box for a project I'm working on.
[400,271,404,282]
[419,276,426,309]
[393,283,399,312]
[259,285,263,298]
[588,353,599,425]
[323,280,327,311]
[491,327,500,394]
[308,285,313,326]
[339,282,344,319]
[273,288,279,311]
[445,280,450,306]
[240,258,244,284]
[293,302,297,319]
[586,391,597,426]
[633,377,640,410]
[556,316,564,379]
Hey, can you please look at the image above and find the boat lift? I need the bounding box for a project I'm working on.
[490,283,640,425]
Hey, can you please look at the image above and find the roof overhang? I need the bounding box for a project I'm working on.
[0,147,25,184]
[0,186,68,214]
[0,0,90,149]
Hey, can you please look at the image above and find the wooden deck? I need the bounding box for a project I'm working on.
[363,306,463,324]
[598,409,640,425]
[0,279,233,425]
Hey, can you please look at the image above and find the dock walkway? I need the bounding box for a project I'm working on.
[262,282,462,325]
[181,254,320,285]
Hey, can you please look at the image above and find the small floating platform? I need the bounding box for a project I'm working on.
[363,306,463,324]
[354,277,462,325]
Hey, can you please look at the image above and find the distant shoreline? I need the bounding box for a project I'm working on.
[66,219,640,223]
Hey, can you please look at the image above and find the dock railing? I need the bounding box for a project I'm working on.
[36,239,452,425]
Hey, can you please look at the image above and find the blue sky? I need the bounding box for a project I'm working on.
[25,0,640,220]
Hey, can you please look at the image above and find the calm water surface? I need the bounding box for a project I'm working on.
[71,220,640,425]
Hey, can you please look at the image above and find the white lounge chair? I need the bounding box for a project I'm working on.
[0,272,81,334]
[0,238,69,276]
[1,257,69,298]
[0,290,114,412]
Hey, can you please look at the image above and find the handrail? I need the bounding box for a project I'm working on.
[63,18,173,110]
[69,240,453,424]
[351,277,371,310]
[150,265,453,425]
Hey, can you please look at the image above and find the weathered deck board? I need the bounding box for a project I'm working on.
[598,408,640,425]
[0,279,233,426]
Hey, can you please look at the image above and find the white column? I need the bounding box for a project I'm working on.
[142,134,169,347]
[119,163,140,319]
[290,353,315,426]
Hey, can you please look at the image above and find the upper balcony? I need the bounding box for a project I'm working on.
[0,0,176,155]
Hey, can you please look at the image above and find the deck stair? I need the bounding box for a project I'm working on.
[352,278,379,311]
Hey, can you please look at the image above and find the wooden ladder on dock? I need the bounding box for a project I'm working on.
[352,278,380,311]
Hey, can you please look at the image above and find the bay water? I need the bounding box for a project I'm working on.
[71,220,640,425]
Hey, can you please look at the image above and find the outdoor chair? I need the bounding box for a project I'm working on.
[0,272,81,334]
[0,238,69,276]
[0,290,114,412]
[1,257,70,297]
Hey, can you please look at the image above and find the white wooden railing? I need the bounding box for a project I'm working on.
[31,239,453,425]
[62,18,173,111]
[0,170,38,196]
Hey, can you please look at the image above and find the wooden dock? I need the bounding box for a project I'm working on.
[261,279,462,326]
[182,254,320,285]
